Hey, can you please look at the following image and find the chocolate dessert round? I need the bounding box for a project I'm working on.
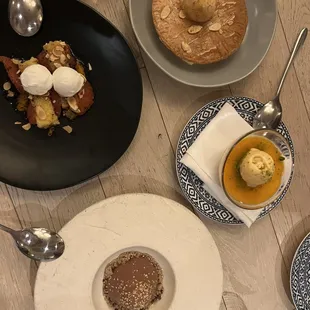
[103,251,164,310]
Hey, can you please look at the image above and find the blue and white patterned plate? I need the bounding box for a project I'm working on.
[176,97,295,225]
[291,233,310,310]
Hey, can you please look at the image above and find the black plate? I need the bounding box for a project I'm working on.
[0,0,142,190]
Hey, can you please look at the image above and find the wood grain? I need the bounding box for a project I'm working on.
[0,0,308,309]
[0,184,34,310]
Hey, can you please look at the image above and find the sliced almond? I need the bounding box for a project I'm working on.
[188,25,203,34]
[14,121,22,125]
[3,82,11,91]
[161,5,171,19]
[52,49,62,57]
[59,41,66,46]
[67,54,71,59]
[16,70,21,75]
[7,90,14,97]
[88,63,92,71]
[45,53,50,59]
[228,20,234,25]
[55,46,64,52]
[22,123,31,131]
[54,62,61,68]
[219,29,223,34]
[222,1,236,6]
[36,106,47,120]
[28,95,33,100]
[49,54,58,62]
[12,58,20,65]
[67,97,81,113]
[63,125,73,134]
[78,88,85,99]
[209,23,222,31]
[181,42,192,53]
[179,10,186,19]
[60,54,67,65]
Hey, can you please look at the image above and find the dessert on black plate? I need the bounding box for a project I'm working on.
[0,40,94,134]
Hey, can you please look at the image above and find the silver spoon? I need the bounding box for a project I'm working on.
[9,0,43,37]
[0,223,65,262]
[253,28,308,129]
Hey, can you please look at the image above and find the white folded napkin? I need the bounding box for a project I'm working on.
[181,103,263,227]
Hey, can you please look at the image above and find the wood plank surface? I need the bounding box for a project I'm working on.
[0,0,308,309]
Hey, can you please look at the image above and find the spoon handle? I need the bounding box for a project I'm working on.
[276,27,308,97]
[0,223,16,235]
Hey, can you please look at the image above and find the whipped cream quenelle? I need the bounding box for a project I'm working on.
[20,64,53,96]
[240,148,275,188]
[52,67,85,97]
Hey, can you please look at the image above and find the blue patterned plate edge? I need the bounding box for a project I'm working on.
[176,96,295,225]
[290,233,310,310]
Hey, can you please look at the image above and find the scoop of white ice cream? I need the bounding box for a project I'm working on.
[53,67,85,98]
[240,148,275,188]
[20,64,53,95]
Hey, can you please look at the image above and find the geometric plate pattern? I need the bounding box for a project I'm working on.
[291,233,310,310]
[176,97,295,225]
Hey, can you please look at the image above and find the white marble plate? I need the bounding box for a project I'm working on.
[34,194,223,310]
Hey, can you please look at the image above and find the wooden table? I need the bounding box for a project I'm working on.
[1,1,309,309]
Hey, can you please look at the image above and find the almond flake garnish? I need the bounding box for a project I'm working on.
[49,54,58,62]
[219,29,223,34]
[179,10,186,19]
[16,70,21,74]
[59,41,66,46]
[228,20,234,25]
[67,54,71,59]
[222,1,236,6]
[14,121,22,125]
[28,95,33,100]
[45,53,50,59]
[78,88,85,99]
[67,97,80,113]
[54,63,61,68]
[209,23,222,31]
[63,125,73,134]
[36,106,47,120]
[88,63,92,71]
[22,123,31,131]
[161,5,171,19]
[3,82,11,91]
[181,42,192,53]
[12,58,20,65]
[188,25,203,34]
[7,90,14,97]
[60,54,67,65]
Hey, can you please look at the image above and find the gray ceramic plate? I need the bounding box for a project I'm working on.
[129,0,277,87]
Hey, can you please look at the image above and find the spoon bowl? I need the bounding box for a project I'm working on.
[253,97,282,129]
[9,0,43,37]
[14,228,65,261]
[253,28,308,129]
[0,224,65,262]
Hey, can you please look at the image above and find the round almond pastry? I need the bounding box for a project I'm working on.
[152,0,248,64]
